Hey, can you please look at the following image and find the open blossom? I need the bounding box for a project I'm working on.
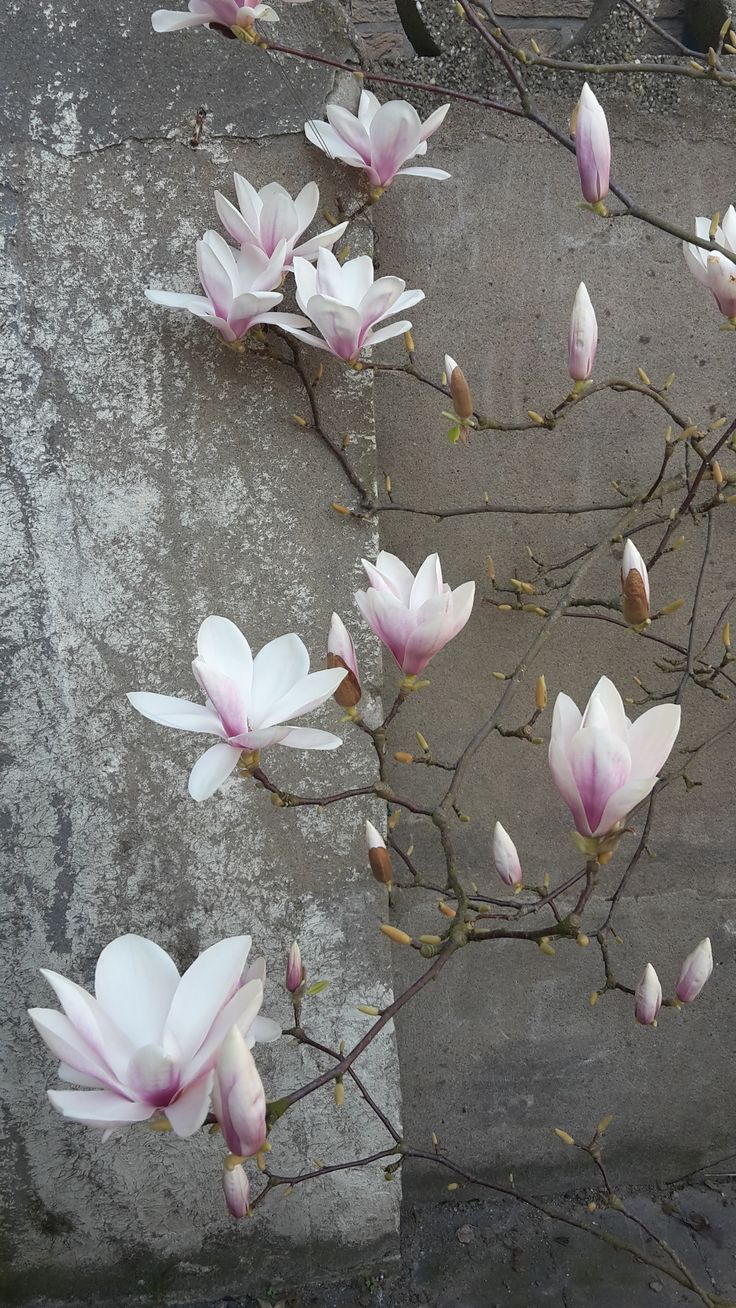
[145,230,309,344]
[215,176,347,269]
[676,938,713,1003]
[634,963,662,1026]
[152,0,281,33]
[568,282,597,382]
[128,616,347,801]
[573,83,610,204]
[548,676,680,839]
[355,551,475,677]
[327,612,361,708]
[683,207,736,321]
[621,539,650,626]
[29,934,280,1137]
[305,92,450,189]
[366,819,392,885]
[212,1026,267,1158]
[287,250,424,361]
[493,821,523,887]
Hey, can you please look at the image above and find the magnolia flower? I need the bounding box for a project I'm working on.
[29,933,280,1137]
[493,821,523,887]
[366,819,392,885]
[573,83,610,205]
[152,0,280,33]
[568,282,597,382]
[327,612,361,708]
[634,963,662,1026]
[286,942,304,994]
[305,92,450,190]
[212,1026,267,1157]
[145,231,309,344]
[223,1161,250,1218]
[128,616,347,801]
[548,676,680,839]
[215,177,347,269]
[676,937,713,1003]
[621,539,650,626]
[683,207,736,321]
[355,551,474,677]
[287,250,424,362]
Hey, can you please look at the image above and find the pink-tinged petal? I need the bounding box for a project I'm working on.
[548,693,588,833]
[258,668,347,729]
[28,1009,123,1091]
[306,297,362,360]
[584,676,628,741]
[47,1089,154,1127]
[223,1163,250,1218]
[248,1014,281,1043]
[145,289,213,315]
[151,8,209,30]
[232,172,262,230]
[396,167,451,180]
[164,1073,214,1136]
[358,276,405,331]
[314,247,348,300]
[328,612,359,680]
[197,616,253,704]
[165,935,252,1066]
[293,181,320,235]
[593,775,656,838]
[249,632,310,726]
[253,312,311,335]
[127,1045,180,1105]
[126,693,224,736]
[369,101,423,186]
[245,239,289,294]
[95,934,180,1048]
[291,255,318,312]
[39,971,134,1081]
[568,727,631,834]
[446,580,475,639]
[215,191,259,247]
[355,590,411,667]
[186,978,264,1081]
[575,82,610,203]
[634,964,661,1026]
[325,105,372,163]
[676,938,713,1003]
[362,320,413,348]
[191,659,248,738]
[304,120,365,166]
[188,742,242,801]
[275,726,342,749]
[192,0,238,17]
[56,1063,106,1089]
[227,725,290,749]
[418,103,450,140]
[292,222,348,262]
[626,704,681,781]
[363,551,414,602]
[212,1028,266,1156]
[379,288,424,320]
[358,89,382,126]
[492,821,523,887]
[244,957,267,985]
[228,291,282,338]
[409,553,443,609]
[402,606,453,676]
[196,238,234,318]
[258,183,299,255]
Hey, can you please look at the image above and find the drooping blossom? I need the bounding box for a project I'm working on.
[683,207,736,321]
[145,231,309,344]
[305,92,450,190]
[215,177,347,269]
[548,676,680,839]
[212,1026,267,1157]
[621,539,650,626]
[355,551,475,678]
[327,612,361,708]
[286,942,305,994]
[366,819,392,885]
[128,616,347,801]
[676,938,713,1004]
[568,282,597,382]
[493,821,523,887]
[152,0,282,34]
[634,963,662,1026]
[573,83,610,205]
[29,934,280,1137]
[287,250,424,362]
[223,1161,251,1218]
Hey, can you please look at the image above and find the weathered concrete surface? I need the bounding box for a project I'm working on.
[0,5,402,1303]
[372,103,736,1195]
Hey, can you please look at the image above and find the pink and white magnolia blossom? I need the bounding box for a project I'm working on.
[683,207,736,321]
[145,230,309,344]
[573,83,610,204]
[355,551,475,677]
[223,1161,251,1218]
[212,1026,267,1157]
[152,0,285,34]
[327,611,361,707]
[287,250,424,361]
[215,176,347,269]
[548,676,681,839]
[676,937,713,1004]
[29,934,280,1137]
[634,963,662,1026]
[128,616,347,801]
[286,941,305,994]
[305,92,450,189]
[568,282,598,382]
[493,821,523,887]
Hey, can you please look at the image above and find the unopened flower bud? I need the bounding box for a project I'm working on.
[568,282,598,382]
[723,621,731,650]
[223,1161,250,1218]
[380,924,413,945]
[444,355,474,422]
[535,674,547,711]
[327,612,361,708]
[554,1128,575,1146]
[212,1027,267,1158]
[492,821,523,887]
[574,82,610,204]
[621,538,650,625]
[366,819,393,885]
[286,941,305,994]
[675,937,713,1003]
[634,963,662,1026]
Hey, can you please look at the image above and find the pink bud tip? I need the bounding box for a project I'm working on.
[634,963,662,1026]
[675,937,713,1003]
[286,941,304,994]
